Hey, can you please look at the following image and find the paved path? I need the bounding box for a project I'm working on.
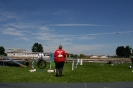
[0,82,133,88]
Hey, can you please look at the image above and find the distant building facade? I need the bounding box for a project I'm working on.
[7,48,51,58]
[7,48,108,59]
[87,55,108,58]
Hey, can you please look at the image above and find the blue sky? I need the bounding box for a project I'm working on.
[0,0,133,56]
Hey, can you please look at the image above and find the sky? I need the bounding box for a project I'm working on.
[0,0,133,56]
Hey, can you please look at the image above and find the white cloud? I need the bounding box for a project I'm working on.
[39,26,50,31]
[34,28,133,48]
[2,28,24,36]
[15,37,29,41]
[116,31,133,34]
[79,35,97,40]
[81,31,133,36]
[0,10,22,22]
[48,24,109,26]
[5,22,35,29]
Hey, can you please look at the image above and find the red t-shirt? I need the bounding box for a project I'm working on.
[54,49,66,62]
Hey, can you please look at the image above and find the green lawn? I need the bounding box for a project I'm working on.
[0,62,133,83]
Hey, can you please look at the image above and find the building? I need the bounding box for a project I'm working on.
[87,55,108,58]
[7,48,51,59]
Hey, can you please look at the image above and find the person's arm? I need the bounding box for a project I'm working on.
[54,51,56,62]
[63,51,67,63]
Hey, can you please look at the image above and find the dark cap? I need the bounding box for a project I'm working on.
[59,45,62,49]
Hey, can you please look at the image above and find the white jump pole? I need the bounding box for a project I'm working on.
[29,56,36,72]
[77,59,80,65]
[47,53,55,73]
[80,59,83,65]
[72,60,74,70]
[32,58,35,69]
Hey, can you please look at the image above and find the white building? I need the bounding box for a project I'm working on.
[88,55,108,58]
[7,48,51,59]
[90,55,98,58]
[99,55,108,58]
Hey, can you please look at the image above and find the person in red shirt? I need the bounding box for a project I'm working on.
[54,45,66,77]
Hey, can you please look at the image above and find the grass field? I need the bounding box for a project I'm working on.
[0,62,133,83]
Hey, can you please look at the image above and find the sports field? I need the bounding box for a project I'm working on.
[0,62,133,83]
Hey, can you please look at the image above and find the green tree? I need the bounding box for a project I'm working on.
[32,43,43,52]
[116,46,125,57]
[116,46,132,58]
[74,54,78,59]
[125,46,132,57]
[80,54,84,58]
[0,46,7,56]
[70,54,74,58]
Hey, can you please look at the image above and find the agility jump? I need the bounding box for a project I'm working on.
[2,55,27,67]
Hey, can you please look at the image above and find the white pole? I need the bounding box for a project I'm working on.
[72,60,74,70]
[77,59,80,65]
[32,58,35,70]
[50,61,51,69]
[80,59,83,65]
[32,54,34,70]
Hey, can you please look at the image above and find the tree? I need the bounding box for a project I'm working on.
[70,54,79,59]
[0,46,7,56]
[116,46,125,57]
[74,54,78,59]
[116,46,132,58]
[32,43,43,52]
[70,54,74,58]
[125,46,132,57]
[80,54,84,58]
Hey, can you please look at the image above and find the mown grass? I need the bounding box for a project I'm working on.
[0,62,133,83]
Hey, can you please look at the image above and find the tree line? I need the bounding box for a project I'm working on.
[116,46,133,58]
[0,43,133,58]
